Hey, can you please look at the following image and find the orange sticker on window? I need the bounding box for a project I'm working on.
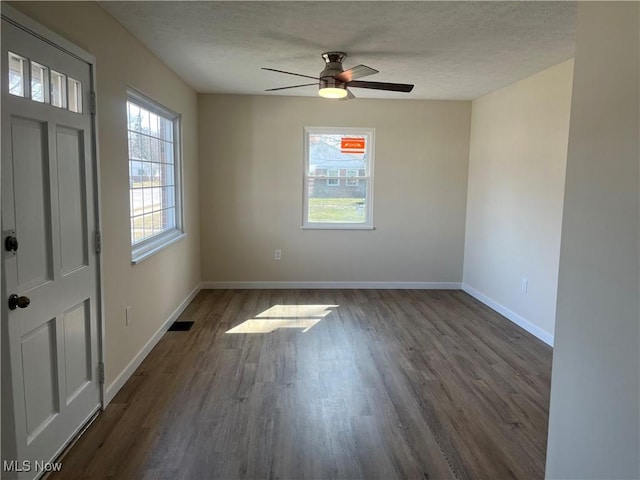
[341,137,365,153]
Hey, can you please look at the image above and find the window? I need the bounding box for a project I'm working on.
[31,62,48,103]
[6,51,83,113]
[8,52,27,97]
[127,89,183,262]
[50,70,67,109]
[68,77,82,113]
[303,127,374,229]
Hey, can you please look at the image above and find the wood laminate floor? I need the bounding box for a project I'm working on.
[52,289,552,480]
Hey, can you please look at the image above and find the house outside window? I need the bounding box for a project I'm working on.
[127,89,184,262]
[345,169,359,186]
[303,127,374,229]
[326,169,340,186]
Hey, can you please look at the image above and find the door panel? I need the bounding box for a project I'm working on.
[11,117,52,291]
[21,320,59,440]
[56,127,88,274]
[2,11,101,480]
[63,301,91,403]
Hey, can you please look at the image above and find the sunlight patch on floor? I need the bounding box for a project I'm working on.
[226,304,338,334]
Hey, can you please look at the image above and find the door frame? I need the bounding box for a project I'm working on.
[1,2,105,411]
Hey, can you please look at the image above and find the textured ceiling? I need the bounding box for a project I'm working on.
[100,1,576,100]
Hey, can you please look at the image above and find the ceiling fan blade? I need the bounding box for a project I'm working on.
[347,80,414,92]
[339,89,356,101]
[265,83,318,92]
[262,68,318,81]
[335,65,379,82]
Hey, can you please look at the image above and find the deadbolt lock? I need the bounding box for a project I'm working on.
[3,230,17,257]
[5,235,18,253]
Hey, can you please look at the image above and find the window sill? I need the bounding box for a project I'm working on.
[301,225,375,230]
[131,231,186,265]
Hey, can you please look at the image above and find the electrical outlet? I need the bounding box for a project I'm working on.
[521,278,528,293]
[274,249,282,261]
[126,305,132,326]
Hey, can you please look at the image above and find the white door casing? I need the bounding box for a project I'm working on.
[1,8,102,480]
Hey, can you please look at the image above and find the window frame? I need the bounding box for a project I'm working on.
[127,88,185,263]
[303,126,375,230]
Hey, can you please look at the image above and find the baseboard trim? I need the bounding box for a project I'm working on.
[201,281,462,290]
[104,283,202,406]
[461,283,554,346]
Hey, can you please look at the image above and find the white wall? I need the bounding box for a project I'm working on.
[546,2,639,478]
[463,60,574,345]
[11,2,202,396]
[198,95,471,286]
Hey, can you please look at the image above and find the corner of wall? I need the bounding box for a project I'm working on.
[461,284,554,346]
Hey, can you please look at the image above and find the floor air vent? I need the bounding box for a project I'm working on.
[168,321,194,332]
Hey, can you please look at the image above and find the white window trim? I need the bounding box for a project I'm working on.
[303,126,375,230]
[127,88,185,263]
[131,230,186,265]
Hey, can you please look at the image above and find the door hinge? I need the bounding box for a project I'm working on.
[98,362,105,384]
[95,231,101,255]
[90,91,97,116]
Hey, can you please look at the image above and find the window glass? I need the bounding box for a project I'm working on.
[68,77,82,113]
[31,62,48,102]
[8,52,27,97]
[51,70,67,108]
[127,90,183,261]
[304,128,374,229]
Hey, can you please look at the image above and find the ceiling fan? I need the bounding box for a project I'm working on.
[262,52,414,99]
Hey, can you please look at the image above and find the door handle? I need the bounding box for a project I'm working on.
[8,294,30,310]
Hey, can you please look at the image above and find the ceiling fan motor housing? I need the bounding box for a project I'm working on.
[319,51,347,88]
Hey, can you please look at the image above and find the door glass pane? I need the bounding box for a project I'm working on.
[68,78,82,113]
[50,70,67,109]
[8,52,27,97]
[31,62,48,103]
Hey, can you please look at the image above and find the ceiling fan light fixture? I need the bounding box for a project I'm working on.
[319,87,348,99]
[318,75,347,99]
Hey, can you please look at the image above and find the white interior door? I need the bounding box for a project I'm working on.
[1,12,101,480]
